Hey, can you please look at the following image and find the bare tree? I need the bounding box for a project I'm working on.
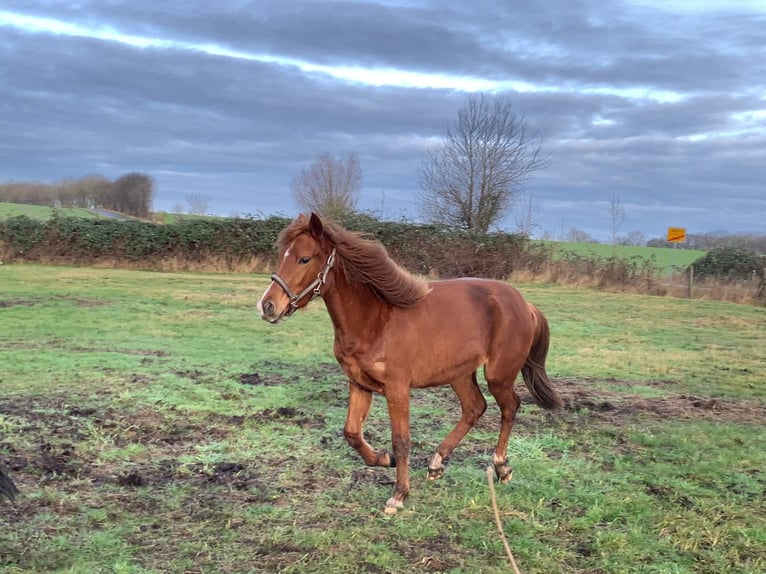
[291,152,362,221]
[1,173,154,216]
[186,193,209,216]
[514,191,540,237]
[622,230,646,246]
[566,227,598,243]
[111,172,154,218]
[51,175,110,208]
[1,180,61,206]
[77,175,112,209]
[417,94,547,234]
[609,193,625,247]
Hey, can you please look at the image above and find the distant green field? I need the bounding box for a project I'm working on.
[0,209,228,224]
[152,211,223,224]
[540,240,706,271]
[0,202,99,220]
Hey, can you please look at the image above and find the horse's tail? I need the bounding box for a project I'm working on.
[521,304,563,410]
[0,463,20,502]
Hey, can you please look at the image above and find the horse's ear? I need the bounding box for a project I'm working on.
[309,212,323,239]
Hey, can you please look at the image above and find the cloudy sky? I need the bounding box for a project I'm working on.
[1,1,764,241]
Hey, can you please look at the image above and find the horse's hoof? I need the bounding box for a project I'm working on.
[384,497,403,514]
[427,466,444,481]
[499,469,513,483]
[495,465,513,483]
[493,457,513,483]
[378,451,396,468]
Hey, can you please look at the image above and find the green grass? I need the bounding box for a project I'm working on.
[540,240,706,272]
[152,211,226,224]
[0,202,100,220]
[1,265,764,573]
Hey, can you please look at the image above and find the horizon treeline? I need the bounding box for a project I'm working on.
[0,173,154,218]
[647,231,766,255]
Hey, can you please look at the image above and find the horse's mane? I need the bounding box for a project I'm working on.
[277,215,430,308]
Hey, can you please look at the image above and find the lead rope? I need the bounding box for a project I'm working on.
[486,466,522,574]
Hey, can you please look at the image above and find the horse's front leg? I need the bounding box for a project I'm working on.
[343,382,395,468]
[383,388,411,514]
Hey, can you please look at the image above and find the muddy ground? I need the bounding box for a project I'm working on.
[4,370,761,480]
[1,365,764,571]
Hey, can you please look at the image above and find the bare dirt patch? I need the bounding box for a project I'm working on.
[544,377,766,425]
[0,296,108,308]
[0,298,39,308]
[0,386,330,509]
[238,361,343,388]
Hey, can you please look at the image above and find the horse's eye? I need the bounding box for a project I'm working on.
[299,256,311,265]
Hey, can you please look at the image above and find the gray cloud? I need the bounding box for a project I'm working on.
[1,0,764,240]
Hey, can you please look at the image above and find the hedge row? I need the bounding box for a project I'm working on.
[0,214,288,264]
[0,213,545,279]
[2,213,763,303]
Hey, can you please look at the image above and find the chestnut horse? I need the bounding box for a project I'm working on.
[258,213,562,513]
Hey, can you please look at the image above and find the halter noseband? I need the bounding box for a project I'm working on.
[270,248,336,318]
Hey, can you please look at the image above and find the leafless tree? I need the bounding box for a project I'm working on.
[1,173,152,217]
[566,227,598,243]
[0,181,56,205]
[186,193,209,216]
[622,230,646,246]
[291,152,362,221]
[609,193,625,247]
[417,94,547,234]
[58,176,108,208]
[514,191,541,237]
[109,173,154,218]
[76,175,112,209]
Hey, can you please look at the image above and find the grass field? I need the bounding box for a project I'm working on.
[0,202,220,224]
[1,265,765,573]
[0,203,100,220]
[540,240,706,273]
[152,211,225,224]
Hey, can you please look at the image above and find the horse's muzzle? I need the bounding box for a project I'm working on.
[262,300,276,318]
[257,295,284,324]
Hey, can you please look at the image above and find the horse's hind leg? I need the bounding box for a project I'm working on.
[428,372,487,480]
[485,365,522,482]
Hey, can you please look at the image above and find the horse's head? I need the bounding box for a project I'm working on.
[257,212,336,324]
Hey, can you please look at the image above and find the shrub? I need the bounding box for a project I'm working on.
[691,248,765,281]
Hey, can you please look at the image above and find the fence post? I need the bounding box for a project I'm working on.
[687,264,694,299]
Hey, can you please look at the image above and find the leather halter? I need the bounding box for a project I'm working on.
[269,248,336,318]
